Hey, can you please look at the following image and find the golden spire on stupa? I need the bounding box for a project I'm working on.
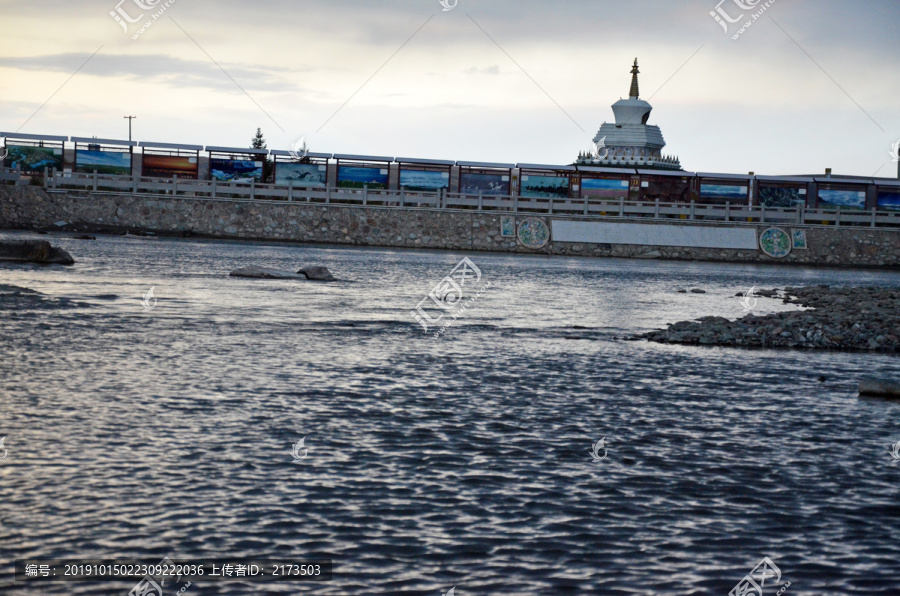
[629,58,640,99]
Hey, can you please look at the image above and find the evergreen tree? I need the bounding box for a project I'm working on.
[251,128,266,150]
[251,128,274,183]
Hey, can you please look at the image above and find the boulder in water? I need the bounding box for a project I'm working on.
[230,266,307,280]
[0,240,75,265]
[298,266,335,281]
[230,265,335,281]
[859,379,900,397]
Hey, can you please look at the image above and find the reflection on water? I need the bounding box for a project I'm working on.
[2,230,900,594]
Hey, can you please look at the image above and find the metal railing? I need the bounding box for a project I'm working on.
[5,167,900,229]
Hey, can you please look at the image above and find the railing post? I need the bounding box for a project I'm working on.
[478,191,483,211]
[619,197,625,217]
[212,177,217,198]
[513,192,518,213]
[760,204,765,223]
[250,178,255,201]
[43,167,49,189]
[548,196,554,214]
[132,174,139,194]
[326,186,331,204]
[871,207,877,228]
[363,183,368,206]
[93,169,98,192]
[286,180,291,202]
[400,188,405,208]
[836,207,841,227]
[583,197,588,215]
[690,200,696,220]
[654,198,660,219]
[725,201,730,222]
[172,175,178,196]
[440,188,445,209]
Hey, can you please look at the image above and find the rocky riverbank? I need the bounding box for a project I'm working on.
[635,285,900,352]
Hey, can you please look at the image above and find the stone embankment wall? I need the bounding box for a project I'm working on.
[2,186,899,268]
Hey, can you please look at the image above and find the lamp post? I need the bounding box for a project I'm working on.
[124,115,136,142]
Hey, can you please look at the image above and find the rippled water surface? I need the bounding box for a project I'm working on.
[3,230,900,595]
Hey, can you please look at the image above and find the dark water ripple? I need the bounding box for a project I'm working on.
[2,231,900,594]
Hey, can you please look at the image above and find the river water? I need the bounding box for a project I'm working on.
[2,230,900,595]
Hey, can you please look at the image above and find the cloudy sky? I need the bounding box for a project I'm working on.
[1,0,898,177]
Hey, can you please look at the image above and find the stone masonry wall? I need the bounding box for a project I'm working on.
[2,186,900,268]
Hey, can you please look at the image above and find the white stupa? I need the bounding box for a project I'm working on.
[576,59,682,170]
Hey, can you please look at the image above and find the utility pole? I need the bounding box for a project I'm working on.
[124,116,136,142]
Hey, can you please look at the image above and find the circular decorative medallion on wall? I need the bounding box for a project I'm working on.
[759,227,792,258]
[517,218,550,249]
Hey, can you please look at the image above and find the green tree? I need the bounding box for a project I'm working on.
[251,128,274,182]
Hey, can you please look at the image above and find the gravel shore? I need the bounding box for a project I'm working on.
[635,285,900,352]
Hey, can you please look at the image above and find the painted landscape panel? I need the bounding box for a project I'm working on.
[818,189,866,209]
[877,191,900,211]
[210,158,263,182]
[759,185,806,208]
[75,149,132,175]
[581,178,629,199]
[459,172,509,196]
[520,175,569,198]
[700,183,748,201]
[4,144,63,172]
[142,154,199,178]
[338,165,389,189]
[399,169,449,191]
[275,163,327,186]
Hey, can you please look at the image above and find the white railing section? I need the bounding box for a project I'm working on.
[4,167,900,229]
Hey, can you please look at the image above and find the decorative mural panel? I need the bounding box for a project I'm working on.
[517,218,550,249]
[500,216,516,238]
[759,227,792,258]
[791,229,808,250]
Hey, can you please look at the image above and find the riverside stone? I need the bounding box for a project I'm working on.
[298,266,335,281]
[230,265,335,281]
[859,379,900,397]
[635,286,900,353]
[0,240,75,265]
[230,267,308,280]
